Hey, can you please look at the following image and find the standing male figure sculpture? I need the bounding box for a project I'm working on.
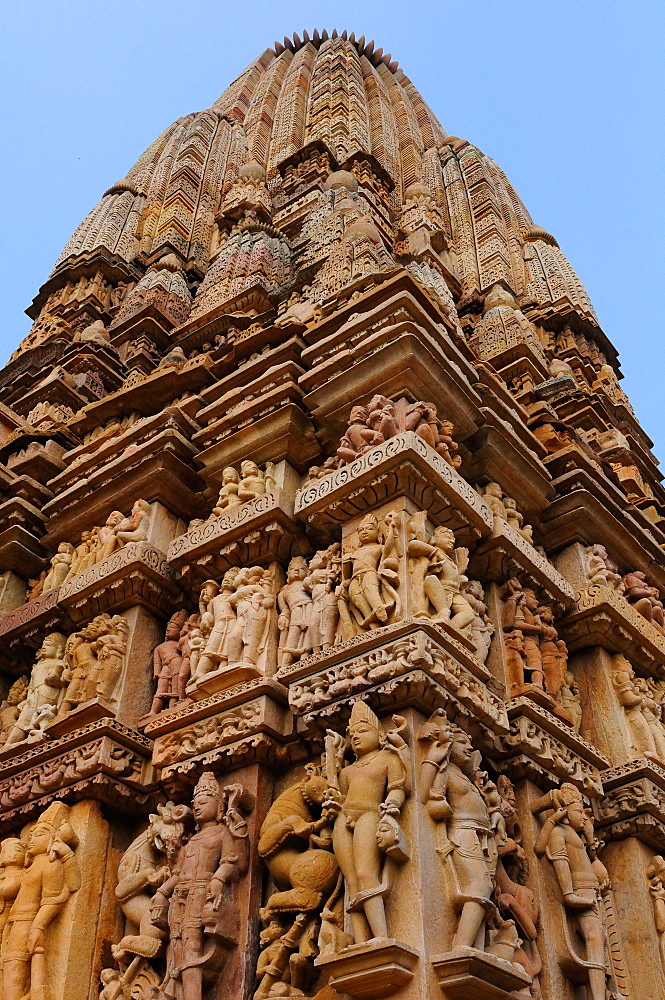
[2,802,80,1000]
[149,772,251,1000]
[323,702,410,944]
[418,713,498,952]
[532,783,610,1000]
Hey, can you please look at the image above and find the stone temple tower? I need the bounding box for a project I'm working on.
[0,28,663,1000]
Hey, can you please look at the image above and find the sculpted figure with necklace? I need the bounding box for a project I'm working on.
[323,702,410,944]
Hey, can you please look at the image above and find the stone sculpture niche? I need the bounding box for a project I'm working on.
[480,482,533,543]
[336,396,461,468]
[622,570,665,634]
[277,546,341,669]
[320,702,411,948]
[0,802,81,1000]
[610,653,665,762]
[0,678,29,746]
[61,499,152,584]
[255,764,341,998]
[102,772,253,1000]
[5,633,68,746]
[212,460,276,515]
[59,613,129,717]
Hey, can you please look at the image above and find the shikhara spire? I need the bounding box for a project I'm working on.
[0,31,662,1000]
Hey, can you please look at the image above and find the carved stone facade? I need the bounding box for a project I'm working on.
[0,25,661,1000]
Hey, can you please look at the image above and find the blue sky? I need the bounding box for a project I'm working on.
[1,0,663,456]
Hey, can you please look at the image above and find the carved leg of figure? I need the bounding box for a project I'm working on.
[423,577,453,621]
[349,577,389,626]
[524,639,544,689]
[576,910,606,1000]
[449,594,475,631]
[332,820,371,944]
[2,957,28,1000]
[452,901,487,951]
[352,812,388,940]
[180,966,203,1000]
[177,665,191,704]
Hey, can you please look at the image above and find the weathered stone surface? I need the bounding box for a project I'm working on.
[0,26,660,1000]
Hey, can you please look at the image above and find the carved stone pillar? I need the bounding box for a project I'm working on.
[602,837,665,998]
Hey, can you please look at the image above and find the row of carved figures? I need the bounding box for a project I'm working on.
[13,537,665,768]
[82,706,627,1000]
[27,500,151,601]
[0,617,128,746]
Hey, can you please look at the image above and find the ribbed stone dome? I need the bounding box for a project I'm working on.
[24,30,600,357]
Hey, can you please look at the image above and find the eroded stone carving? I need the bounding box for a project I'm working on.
[647,854,665,966]
[255,765,340,997]
[610,654,665,762]
[42,543,75,593]
[338,513,401,636]
[147,611,190,719]
[418,713,520,963]
[583,544,624,591]
[64,501,152,582]
[148,772,252,1000]
[480,482,533,543]
[212,461,276,515]
[623,570,665,635]
[188,567,277,693]
[502,579,568,702]
[106,802,190,996]
[0,679,29,747]
[60,614,129,715]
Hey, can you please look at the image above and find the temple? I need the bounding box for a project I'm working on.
[0,28,663,1000]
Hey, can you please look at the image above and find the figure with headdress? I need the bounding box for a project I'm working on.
[148,611,189,718]
[6,634,68,745]
[531,783,610,1000]
[337,513,400,637]
[188,571,240,689]
[226,568,275,669]
[1,802,81,1000]
[277,557,313,668]
[323,703,410,944]
[149,773,251,1000]
[305,544,341,652]
[418,712,499,952]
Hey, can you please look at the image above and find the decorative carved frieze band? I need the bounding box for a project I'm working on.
[560,585,665,673]
[153,695,291,768]
[494,696,608,795]
[168,490,304,584]
[278,621,506,736]
[295,432,493,539]
[469,519,574,606]
[594,759,665,848]
[158,731,303,787]
[58,540,179,621]
[0,718,155,833]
